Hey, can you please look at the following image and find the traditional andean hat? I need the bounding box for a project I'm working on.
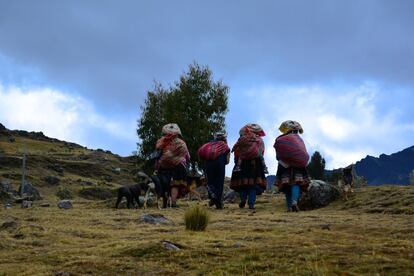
[278,120,304,134]
[162,123,182,135]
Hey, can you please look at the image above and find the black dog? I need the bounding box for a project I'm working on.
[135,171,171,209]
[149,173,171,208]
[115,182,150,209]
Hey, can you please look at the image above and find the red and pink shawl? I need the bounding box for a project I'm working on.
[198,141,230,161]
[156,134,190,168]
[274,133,309,168]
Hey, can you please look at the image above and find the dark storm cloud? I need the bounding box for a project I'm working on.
[1,0,413,111]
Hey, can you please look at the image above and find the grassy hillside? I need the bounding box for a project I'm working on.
[1,126,414,275]
[1,190,413,275]
[0,126,137,199]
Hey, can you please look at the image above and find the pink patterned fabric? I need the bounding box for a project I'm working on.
[233,130,265,160]
[198,141,230,161]
[274,133,309,168]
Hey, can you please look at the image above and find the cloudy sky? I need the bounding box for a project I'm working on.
[1,0,413,174]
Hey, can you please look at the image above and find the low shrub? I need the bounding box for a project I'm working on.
[56,187,73,200]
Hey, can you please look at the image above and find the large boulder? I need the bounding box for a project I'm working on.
[1,180,14,193]
[1,180,16,204]
[18,182,42,200]
[224,190,239,203]
[299,180,340,210]
[195,186,209,200]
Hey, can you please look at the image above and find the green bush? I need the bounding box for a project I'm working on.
[56,187,73,200]
[184,206,210,231]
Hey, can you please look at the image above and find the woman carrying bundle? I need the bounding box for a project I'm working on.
[155,123,190,208]
[198,132,230,209]
[230,124,268,210]
[274,120,310,212]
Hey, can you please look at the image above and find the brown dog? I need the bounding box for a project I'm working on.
[338,166,355,201]
[186,176,205,201]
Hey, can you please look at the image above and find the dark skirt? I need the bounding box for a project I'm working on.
[159,164,188,198]
[205,154,227,200]
[230,157,267,194]
[276,163,310,193]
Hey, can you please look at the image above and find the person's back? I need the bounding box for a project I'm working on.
[155,123,190,208]
[199,132,230,209]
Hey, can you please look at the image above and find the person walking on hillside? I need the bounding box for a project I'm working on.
[230,124,267,210]
[274,120,310,212]
[155,123,190,208]
[198,132,230,209]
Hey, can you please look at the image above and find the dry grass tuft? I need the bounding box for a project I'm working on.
[184,205,210,231]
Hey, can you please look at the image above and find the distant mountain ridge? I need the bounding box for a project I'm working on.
[354,146,414,185]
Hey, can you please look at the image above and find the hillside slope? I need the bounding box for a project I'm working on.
[1,187,413,275]
[0,123,137,199]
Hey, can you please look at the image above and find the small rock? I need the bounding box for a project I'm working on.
[139,214,173,225]
[54,271,71,276]
[113,167,121,174]
[162,241,181,251]
[8,137,16,143]
[21,200,33,208]
[320,224,331,230]
[0,220,19,231]
[233,242,242,248]
[40,203,51,207]
[44,176,60,186]
[58,200,73,209]
[5,203,12,209]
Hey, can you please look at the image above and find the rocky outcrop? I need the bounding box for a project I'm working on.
[299,180,340,210]
[0,180,16,204]
[18,182,42,200]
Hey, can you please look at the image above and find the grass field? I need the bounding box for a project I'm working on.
[1,187,414,276]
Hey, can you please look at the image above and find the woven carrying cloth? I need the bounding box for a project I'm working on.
[232,124,265,160]
[274,133,309,168]
[198,141,230,161]
[236,133,265,160]
[156,134,189,168]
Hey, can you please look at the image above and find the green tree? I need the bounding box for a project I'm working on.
[410,170,414,185]
[137,63,229,173]
[307,151,326,180]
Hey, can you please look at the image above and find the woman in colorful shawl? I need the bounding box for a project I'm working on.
[155,123,190,208]
[230,124,267,210]
[199,132,230,209]
[274,120,310,212]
